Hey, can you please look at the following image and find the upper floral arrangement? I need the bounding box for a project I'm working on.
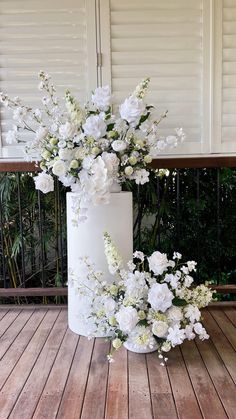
[0,72,184,216]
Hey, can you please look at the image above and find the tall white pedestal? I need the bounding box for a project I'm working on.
[67,191,133,336]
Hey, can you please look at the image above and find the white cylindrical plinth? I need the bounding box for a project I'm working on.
[67,191,133,336]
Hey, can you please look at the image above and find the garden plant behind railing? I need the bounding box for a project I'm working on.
[0,166,235,303]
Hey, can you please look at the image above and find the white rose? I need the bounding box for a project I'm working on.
[91,85,111,110]
[148,283,174,312]
[59,122,77,139]
[152,320,168,338]
[83,115,107,140]
[167,306,183,322]
[52,160,67,176]
[34,173,54,194]
[111,140,127,152]
[119,95,146,126]
[124,166,134,176]
[115,306,139,333]
[148,251,170,275]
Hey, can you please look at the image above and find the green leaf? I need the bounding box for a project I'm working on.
[172,297,188,307]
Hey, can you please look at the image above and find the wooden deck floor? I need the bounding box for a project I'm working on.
[0,305,235,419]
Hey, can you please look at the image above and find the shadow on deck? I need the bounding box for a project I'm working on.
[0,304,235,419]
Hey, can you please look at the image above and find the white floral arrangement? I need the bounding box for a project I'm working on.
[75,233,214,363]
[0,72,184,221]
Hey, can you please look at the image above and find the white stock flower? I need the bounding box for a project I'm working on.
[173,252,182,260]
[148,283,174,312]
[167,324,185,346]
[13,107,28,123]
[83,115,107,140]
[167,306,183,323]
[184,304,201,323]
[164,273,179,289]
[104,297,116,316]
[185,325,196,340]
[133,251,145,262]
[35,127,48,143]
[115,306,139,333]
[59,122,77,139]
[152,320,168,338]
[59,175,75,187]
[101,152,120,177]
[148,251,170,275]
[34,172,54,194]
[187,261,197,272]
[91,85,111,110]
[119,95,146,126]
[111,140,127,152]
[6,127,18,144]
[184,275,194,288]
[132,169,149,185]
[193,322,209,340]
[52,160,67,177]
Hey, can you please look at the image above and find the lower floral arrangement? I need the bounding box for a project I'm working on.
[69,232,215,363]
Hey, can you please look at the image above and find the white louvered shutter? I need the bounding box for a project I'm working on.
[214,0,236,152]
[0,0,97,158]
[100,0,211,155]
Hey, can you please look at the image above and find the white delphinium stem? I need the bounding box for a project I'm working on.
[103,232,123,275]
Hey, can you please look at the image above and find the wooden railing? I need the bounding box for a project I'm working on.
[0,157,235,299]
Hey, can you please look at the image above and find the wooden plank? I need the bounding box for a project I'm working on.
[210,285,236,294]
[0,308,9,321]
[9,310,68,419]
[0,162,39,172]
[0,309,46,390]
[181,341,228,418]
[32,328,78,419]
[0,309,60,419]
[146,351,177,419]
[0,287,68,297]
[1,156,236,172]
[105,347,128,419]
[210,308,236,350]
[80,339,110,419]
[0,309,21,339]
[224,307,236,327]
[128,352,153,419]
[196,337,236,418]
[0,309,33,360]
[150,156,236,169]
[202,310,236,383]
[57,336,94,419]
[167,346,203,419]
[0,304,67,310]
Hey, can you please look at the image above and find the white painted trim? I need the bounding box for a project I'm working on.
[99,0,112,87]
[202,0,213,153]
[212,0,223,152]
[85,0,98,94]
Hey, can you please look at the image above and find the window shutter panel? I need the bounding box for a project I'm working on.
[214,0,236,152]
[101,0,210,155]
[0,0,97,158]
